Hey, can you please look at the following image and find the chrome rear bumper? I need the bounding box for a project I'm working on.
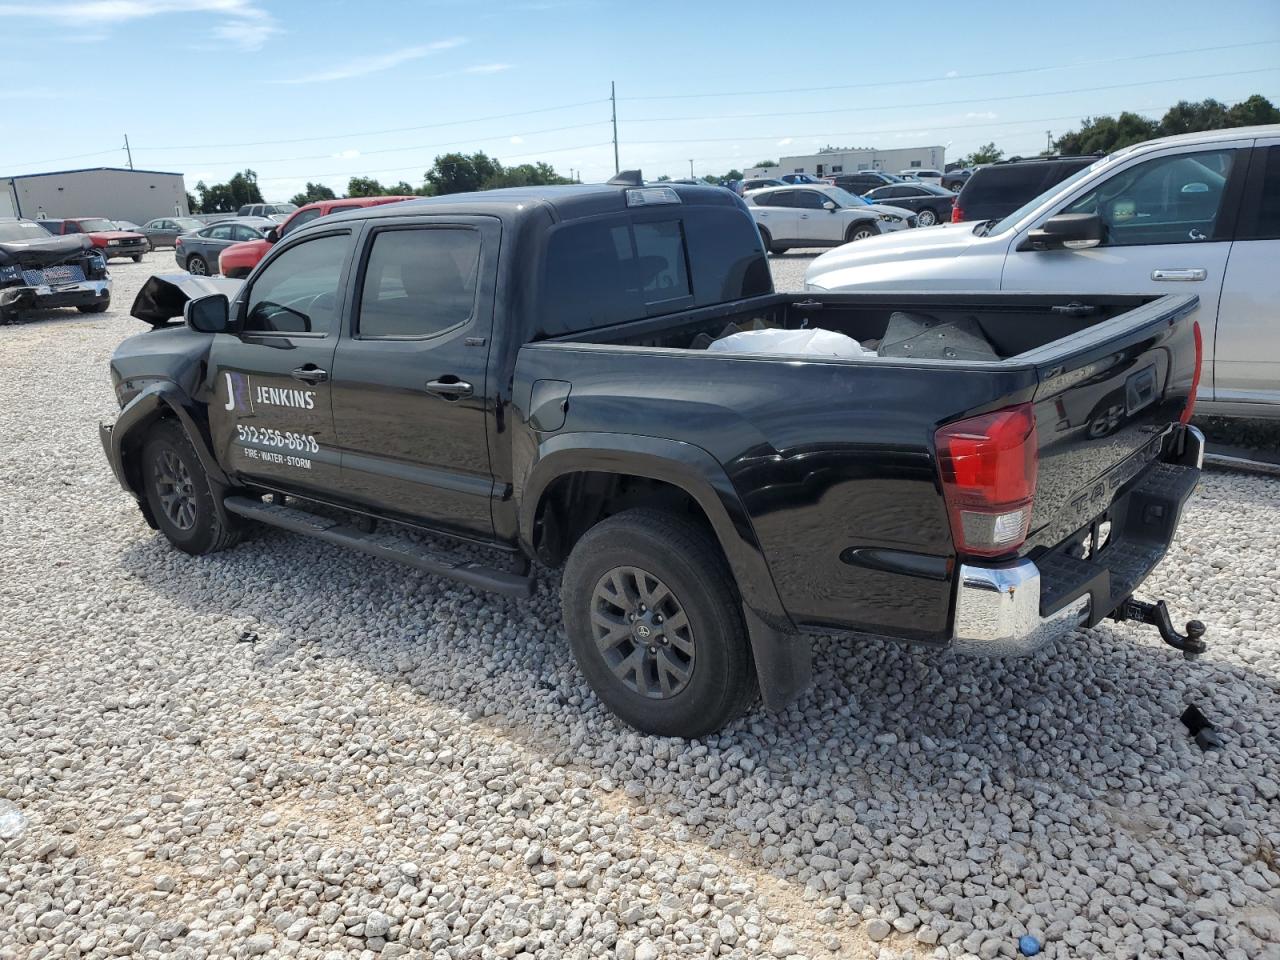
[952,561,1090,656]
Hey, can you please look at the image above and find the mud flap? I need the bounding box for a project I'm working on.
[744,606,812,712]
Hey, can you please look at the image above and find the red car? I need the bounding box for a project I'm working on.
[217,196,416,278]
[39,218,149,262]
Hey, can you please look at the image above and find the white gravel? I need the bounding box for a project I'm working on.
[1,253,1279,960]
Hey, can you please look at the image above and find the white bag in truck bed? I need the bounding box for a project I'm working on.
[707,327,875,359]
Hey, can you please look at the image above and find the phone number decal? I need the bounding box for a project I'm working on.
[236,423,320,453]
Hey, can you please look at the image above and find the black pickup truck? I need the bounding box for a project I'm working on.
[101,176,1208,737]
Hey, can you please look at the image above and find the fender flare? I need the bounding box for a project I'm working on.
[102,382,231,528]
[519,432,811,711]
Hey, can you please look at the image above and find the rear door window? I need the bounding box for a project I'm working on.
[357,227,481,338]
[964,165,1049,204]
[1238,145,1280,240]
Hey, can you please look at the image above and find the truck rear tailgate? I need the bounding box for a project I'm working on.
[1020,293,1201,556]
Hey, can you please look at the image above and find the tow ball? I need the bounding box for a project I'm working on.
[1110,598,1207,659]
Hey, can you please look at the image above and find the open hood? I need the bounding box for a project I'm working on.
[131,273,244,327]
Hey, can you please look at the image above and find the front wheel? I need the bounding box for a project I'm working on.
[140,420,240,555]
[186,254,209,276]
[847,223,880,242]
[77,299,110,314]
[131,254,143,263]
[915,208,938,227]
[561,509,757,737]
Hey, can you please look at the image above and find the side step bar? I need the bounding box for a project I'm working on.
[223,496,535,598]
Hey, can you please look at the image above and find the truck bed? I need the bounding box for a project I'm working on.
[519,291,1201,638]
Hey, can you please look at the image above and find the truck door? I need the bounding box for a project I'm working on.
[1001,142,1251,402]
[206,228,357,495]
[328,216,499,539]
[1214,139,1279,408]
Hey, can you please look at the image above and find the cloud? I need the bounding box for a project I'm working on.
[465,63,512,74]
[964,111,998,120]
[509,136,524,145]
[0,0,279,50]
[280,38,467,84]
[332,149,361,159]
[945,70,959,78]
[777,137,793,147]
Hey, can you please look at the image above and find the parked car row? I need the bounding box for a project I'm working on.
[806,124,1280,418]
[39,217,148,261]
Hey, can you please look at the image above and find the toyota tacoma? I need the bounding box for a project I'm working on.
[100,177,1208,737]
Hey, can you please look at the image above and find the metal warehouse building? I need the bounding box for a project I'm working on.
[0,167,190,224]
[748,145,946,179]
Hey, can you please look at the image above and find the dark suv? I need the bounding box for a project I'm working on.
[951,156,1097,223]
[828,171,901,194]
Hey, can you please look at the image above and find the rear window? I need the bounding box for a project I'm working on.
[538,207,770,337]
[961,165,1051,204]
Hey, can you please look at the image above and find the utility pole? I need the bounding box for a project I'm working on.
[611,81,619,175]
[688,159,694,177]
[1046,130,1053,154]
[123,134,133,170]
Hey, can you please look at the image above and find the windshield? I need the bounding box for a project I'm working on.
[0,221,53,242]
[175,218,203,230]
[986,157,1109,235]
[827,187,870,207]
[270,203,298,214]
[76,218,117,232]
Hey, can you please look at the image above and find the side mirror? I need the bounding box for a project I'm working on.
[185,293,230,333]
[265,226,280,242]
[823,200,837,211]
[1019,213,1104,252]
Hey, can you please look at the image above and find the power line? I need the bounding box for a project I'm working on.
[153,120,610,169]
[251,141,615,184]
[622,39,1280,101]
[141,97,609,151]
[621,68,1280,124]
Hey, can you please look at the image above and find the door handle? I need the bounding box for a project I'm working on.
[291,366,328,384]
[425,378,473,400]
[1151,268,1206,281]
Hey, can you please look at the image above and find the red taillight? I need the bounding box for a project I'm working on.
[175,237,183,247]
[1180,321,1202,425]
[951,204,964,223]
[936,403,1038,557]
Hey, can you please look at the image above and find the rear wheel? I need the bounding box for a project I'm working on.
[186,254,209,276]
[140,420,240,555]
[758,226,778,255]
[847,222,879,242]
[561,509,757,737]
[915,207,938,227]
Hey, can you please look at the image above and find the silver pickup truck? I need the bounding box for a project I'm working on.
[806,125,1280,420]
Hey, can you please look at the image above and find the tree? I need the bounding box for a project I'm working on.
[289,182,337,207]
[1158,99,1229,138]
[752,159,777,169]
[961,142,1004,166]
[1228,94,1280,127]
[1055,112,1159,155]
[184,192,199,214]
[346,176,386,198]
[1055,94,1279,155]
[482,162,572,189]
[426,151,502,195]
[194,169,264,213]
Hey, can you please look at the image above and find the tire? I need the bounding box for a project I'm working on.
[187,254,209,276]
[140,420,240,556]
[847,222,880,242]
[77,299,110,314]
[758,226,778,255]
[131,254,143,263]
[915,207,938,227]
[561,508,757,737]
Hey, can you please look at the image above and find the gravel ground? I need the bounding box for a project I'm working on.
[2,253,1279,960]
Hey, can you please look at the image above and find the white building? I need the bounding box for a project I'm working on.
[748,145,946,179]
[0,167,190,223]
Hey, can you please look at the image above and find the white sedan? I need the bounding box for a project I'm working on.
[744,185,914,254]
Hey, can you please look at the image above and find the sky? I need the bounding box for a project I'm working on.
[0,0,1278,201]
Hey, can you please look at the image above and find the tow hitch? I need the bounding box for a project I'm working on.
[1111,598,1207,659]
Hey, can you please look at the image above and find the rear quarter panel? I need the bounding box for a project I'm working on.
[514,344,1039,641]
